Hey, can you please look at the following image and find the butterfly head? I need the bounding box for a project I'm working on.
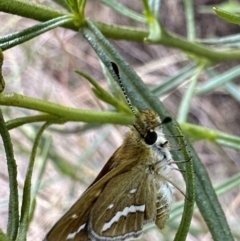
[132,109,170,146]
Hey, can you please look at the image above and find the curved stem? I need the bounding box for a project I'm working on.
[1,0,240,63]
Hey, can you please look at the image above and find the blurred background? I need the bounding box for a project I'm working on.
[0,0,240,240]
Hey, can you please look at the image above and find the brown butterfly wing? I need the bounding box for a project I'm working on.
[45,153,139,241]
[88,165,157,241]
[45,190,95,241]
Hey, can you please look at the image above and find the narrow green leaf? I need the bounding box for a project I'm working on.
[181,122,240,151]
[79,0,87,15]
[204,67,240,102]
[0,15,72,51]
[142,0,162,42]
[0,109,19,240]
[100,0,146,23]
[196,65,240,95]
[65,0,79,15]
[184,0,195,41]
[215,173,240,196]
[148,0,161,18]
[197,33,240,45]
[29,138,52,219]
[51,0,71,11]
[200,2,240,14]
[17,122,51,241]
[80,20,234,241]
[177,64,205,122]
[224,82,240,102]
[100,61,125,102]
[152,64,197,97]
[173,126,195,241]
[170,172,240,223]
[2,0,240,63]
[214,7,240,24]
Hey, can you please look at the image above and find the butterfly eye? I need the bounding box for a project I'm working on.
[144,130,157,145]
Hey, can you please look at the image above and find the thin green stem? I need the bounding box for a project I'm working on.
[177,63,205,122]
[142,0,152,19]
[51,0,70,10]
[0,109,19,240]
[152,63,198,97]
[100,0,146,23]
[1,0,240,62]
[29,138,52,222]
[0,93,134,125]
[184,0,195,41]
[180,122,240,150]
[0,15,73,51]
[17,122,51,241]
[173,126,195,241]
[6,114,61,130]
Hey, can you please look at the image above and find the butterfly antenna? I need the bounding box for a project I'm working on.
[111,62,136,116]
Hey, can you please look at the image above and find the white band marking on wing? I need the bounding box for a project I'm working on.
[66,223,86,240]
[101,205,145,232]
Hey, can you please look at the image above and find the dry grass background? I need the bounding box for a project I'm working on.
[0,0,240,241]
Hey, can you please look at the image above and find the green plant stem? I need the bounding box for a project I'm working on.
[6,114,61,130]
[177,63,205,122]
[0,15,73,51]
[17,122,51,241]
[152,63,198,97]
[195,64,240,95]
[29,137,52,222]
[181,122,240,150]
[173,126,195,241]
[1,0,240,62]
[0,109,19,240]
[52,0,70,10]
[184,0,195,41]
[99,25,240,63]
[0,0,64,23]
[100,0,146,23]
[0,93,134,125]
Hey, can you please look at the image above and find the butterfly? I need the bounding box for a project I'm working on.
[44,63,179,241]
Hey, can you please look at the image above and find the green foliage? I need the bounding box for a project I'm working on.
[214,7,240,24]
[0,1,239,241]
